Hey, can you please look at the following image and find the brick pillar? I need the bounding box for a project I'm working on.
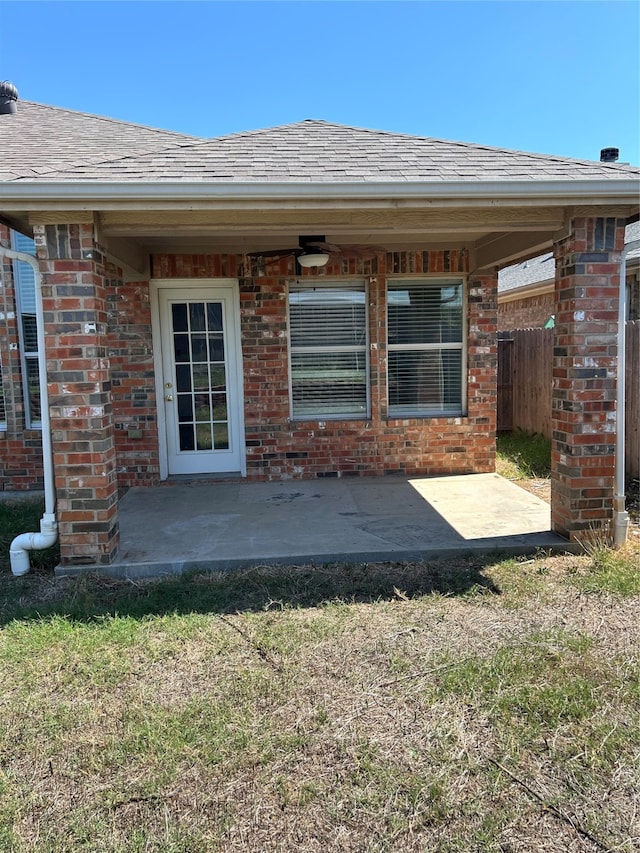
[468,272,498,471]
[551,216,626,543]
[35,220,119,565]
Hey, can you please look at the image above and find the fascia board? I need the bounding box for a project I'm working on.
[0,179,639,207]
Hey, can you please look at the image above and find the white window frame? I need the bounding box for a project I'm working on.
[288,279,370,420]
[386,276,467,418]
[11,232,41,429]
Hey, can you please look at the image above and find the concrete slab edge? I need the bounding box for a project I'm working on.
[55,537,578,580]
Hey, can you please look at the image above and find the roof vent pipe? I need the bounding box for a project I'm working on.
[600,147,620,163]
[0,81,18,115]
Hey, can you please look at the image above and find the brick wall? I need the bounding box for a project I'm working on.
[105,270,160,488]
[151,249,497,480]
[498,292,555,331]
[0,224,45,491]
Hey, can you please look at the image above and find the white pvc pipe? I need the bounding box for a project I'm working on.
[0,243,58,574]
[613,237,640,547]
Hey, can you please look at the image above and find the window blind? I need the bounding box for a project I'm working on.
[289,283,368,419]
[387,279,465,417]
[11,232,41,428]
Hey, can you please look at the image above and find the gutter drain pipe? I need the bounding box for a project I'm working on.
[0,244,58,574]
[613,238,640,548]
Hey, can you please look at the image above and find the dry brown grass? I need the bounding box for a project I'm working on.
[2,543,640,852]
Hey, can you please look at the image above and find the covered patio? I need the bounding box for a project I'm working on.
[1,103,638,574]
[55,473,569,578]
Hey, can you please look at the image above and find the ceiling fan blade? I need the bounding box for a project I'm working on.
[304,241,341,254]
[246,247,299,259]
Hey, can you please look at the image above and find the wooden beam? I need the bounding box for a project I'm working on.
[99,206,565,237]
[474,231,557,270]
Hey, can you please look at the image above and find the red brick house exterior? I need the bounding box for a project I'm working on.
[1,97,639,568]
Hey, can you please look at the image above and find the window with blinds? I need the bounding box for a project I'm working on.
[387,278,465,417]
[0,356,6,430]
[12,232,41,428]
[289,282,369,419]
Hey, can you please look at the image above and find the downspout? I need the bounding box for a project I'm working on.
[613,237,640,547]
[0,244,58,574]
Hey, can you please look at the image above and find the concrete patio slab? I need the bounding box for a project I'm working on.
[56,473,572,578]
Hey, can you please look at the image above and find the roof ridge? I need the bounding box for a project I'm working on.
[208,120,640,171]
[206,118,433,143]
[20,100,199,140]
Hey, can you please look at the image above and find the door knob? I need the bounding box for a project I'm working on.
[165,395,174,402]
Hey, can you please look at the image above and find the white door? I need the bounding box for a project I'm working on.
[158,284,244,475]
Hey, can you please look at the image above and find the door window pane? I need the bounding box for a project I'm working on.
[192,364,209,390]
[191,335,207,362]
[189,302,206,331]
[176,364,192,393]
[211,393,228,419]
[173,334,190,363]
[210,365,226,389]
[208,334,224,362]
[179,424,195,451]
[172,303,188,332]
[213,423,229,449]
[207,303,223,331]
[196,426,213,451]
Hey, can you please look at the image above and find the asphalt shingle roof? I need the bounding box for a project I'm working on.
[2,104,639,184]
[499,254,555,293]
[0,100,198,181]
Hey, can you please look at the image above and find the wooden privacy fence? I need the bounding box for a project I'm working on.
[498,322,639,479]
[498,329,553,438]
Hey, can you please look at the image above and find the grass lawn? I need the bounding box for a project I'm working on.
[1,541,639,851]
[496,429,551,481]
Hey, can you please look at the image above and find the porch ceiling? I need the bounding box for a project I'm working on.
[93,203,566,276]
[11,199,637,278]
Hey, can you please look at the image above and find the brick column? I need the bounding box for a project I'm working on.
[468,272,498,471]
[35,220,119,565]
[551,216,626,543]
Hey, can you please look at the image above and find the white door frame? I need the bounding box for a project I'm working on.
[150,279,246,479]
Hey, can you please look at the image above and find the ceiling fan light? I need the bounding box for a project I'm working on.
[297,252,330,269]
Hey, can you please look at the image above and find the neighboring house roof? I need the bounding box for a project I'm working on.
[0,100,198,181]
[499,253,555,295]
[625,220,640,261]
[1,107,639,185]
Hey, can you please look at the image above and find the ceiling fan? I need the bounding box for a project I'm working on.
[247,236,384,268]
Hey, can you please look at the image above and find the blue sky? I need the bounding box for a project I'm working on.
[3,0,639,164]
